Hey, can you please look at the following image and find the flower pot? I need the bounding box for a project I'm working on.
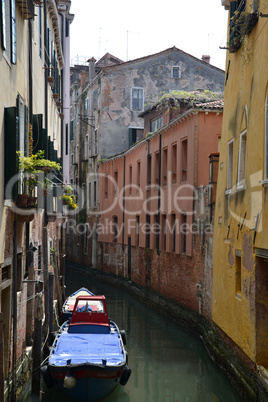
[48,76,54,86]
[53,93,59,100]
[59,113,64,119]
[16,213,34,223]
[47,213,56,222]
[27,196,37,207]
[16,194,29,208]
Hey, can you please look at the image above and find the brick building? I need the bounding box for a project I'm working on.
[67,47,225,267]
[97,92,223,316]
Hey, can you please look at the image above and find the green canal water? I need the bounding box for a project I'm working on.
[24,267,243,402]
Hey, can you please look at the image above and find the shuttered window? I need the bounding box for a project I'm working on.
[4,107,19,199]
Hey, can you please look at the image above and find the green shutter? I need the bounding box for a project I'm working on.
[33,114,43,153]
[4,107,18,199]
[129,128,133,147]
[70,120,74,141]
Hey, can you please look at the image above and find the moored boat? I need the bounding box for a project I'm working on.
[42,295,131,401]
[61,287,94,321]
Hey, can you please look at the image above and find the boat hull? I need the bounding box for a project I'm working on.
[61,288,94,321]
[49,363,125,401]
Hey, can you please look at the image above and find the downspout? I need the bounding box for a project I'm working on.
[122,155,126,251]
[43,0,49,340]
[156,134,162,255]
[59,13,64,166]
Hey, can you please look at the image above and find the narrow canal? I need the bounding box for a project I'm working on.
[24,266,243,402]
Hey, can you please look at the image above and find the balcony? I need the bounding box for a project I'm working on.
[16,0,34,19]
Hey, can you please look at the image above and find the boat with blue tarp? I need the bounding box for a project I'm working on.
[42,295,131,401]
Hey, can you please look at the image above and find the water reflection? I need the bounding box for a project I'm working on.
[24,267,243,402]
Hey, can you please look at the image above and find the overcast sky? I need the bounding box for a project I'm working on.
[70,0,228,71]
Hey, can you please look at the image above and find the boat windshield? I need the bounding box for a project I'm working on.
[76,300,104,313]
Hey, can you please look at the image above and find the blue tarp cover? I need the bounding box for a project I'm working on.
[49,331,124,366]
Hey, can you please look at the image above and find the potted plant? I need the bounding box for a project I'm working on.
[60,185,78,210]
[17,150,61,205]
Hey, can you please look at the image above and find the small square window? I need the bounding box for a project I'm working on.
[172,66,181,79]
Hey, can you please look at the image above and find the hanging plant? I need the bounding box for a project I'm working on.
[60,185,78,210]
[17,150,61,196]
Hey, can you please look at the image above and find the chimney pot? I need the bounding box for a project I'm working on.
[202,55,211,64]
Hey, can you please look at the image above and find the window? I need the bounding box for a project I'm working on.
[147,155,152,185]
[172,143,177,184]
[85,98,89,115]
[155,152,159,184]
[93,180,97,207]
[136,216,140,246]
[181,213,187,254]
[131,87,144,111]
[114,171,118,197]
[229,0,246,50]
[162,148,167,186]
[113,216,118,243]
[82,183,86,208]
[145,214,150,248]
[150,116,163,132]
[137,161,141,189]
[172,66,181,79]
[227,139,234,190]
[84,135,89,160]
[181,139,188,182]
[17,253,22,292]
[76,144,79,164]
[265,91,268,180]
[129,165,132,194]
[235,251,242,296]
[88,182,91,207]
[1,0,16,64]
[94,129,98,155]
[128,127,143,146]
[237,130,247,188]
[104,174,108,198]
[70,120,74,141]
[171,214,176,252]
[38,6,42,58]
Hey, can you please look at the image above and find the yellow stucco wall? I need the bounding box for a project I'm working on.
[212,0,268,365]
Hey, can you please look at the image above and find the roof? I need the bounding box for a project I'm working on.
[100,46,225,73]
[194,99,224,110]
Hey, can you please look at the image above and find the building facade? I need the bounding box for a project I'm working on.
[213,0,268,383]
[97,93,223,316]
[0,0,72,398]
[67,48,225,267]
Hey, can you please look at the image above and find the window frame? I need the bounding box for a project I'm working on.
[237,129,247,189]
[226,138,234,192]
[171,66,181,79]
[131,87,144,111]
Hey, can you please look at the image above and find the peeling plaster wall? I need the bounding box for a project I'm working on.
[95,48,225,158]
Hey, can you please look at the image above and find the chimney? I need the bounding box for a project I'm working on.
[202,55,211,64]
[87,57,96,82]
[79,71,86,91]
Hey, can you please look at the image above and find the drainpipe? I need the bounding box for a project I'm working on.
[43,0,49,340]
[122,155,126,251]
[156,134,162,255]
